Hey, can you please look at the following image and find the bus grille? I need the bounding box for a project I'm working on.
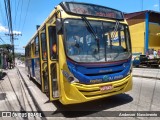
[74,75,129,98]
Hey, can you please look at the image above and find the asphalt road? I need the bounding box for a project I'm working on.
[1,64,160,120]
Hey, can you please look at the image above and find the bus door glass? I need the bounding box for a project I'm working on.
[46,24,59,100]
[39,28,49,93]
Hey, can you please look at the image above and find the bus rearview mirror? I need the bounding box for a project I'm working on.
[56,18,62,34]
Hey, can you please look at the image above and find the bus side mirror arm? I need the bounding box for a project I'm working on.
[56,18,62,34]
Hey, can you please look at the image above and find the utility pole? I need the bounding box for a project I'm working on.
[4,0,22,68]
[7,0,14,66]
[5,33,22,67]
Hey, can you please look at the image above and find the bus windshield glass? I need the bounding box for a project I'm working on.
[64,19,131,63]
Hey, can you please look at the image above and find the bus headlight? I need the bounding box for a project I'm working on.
[62,70,79,83]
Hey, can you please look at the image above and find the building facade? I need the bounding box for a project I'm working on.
[125,10,160,55]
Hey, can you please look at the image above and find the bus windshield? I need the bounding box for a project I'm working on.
[64,19,131,63]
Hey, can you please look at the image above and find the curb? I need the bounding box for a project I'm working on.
[133,75,160,80]
[16,67,47,119]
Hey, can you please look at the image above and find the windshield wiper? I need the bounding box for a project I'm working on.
[81,16,100,52]
[82,16,97,38]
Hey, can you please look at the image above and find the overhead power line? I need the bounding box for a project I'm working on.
[0,37,6,44]
[18,0,23,31]
[0,1,7,26]
[21,0,30,33]
[14,0,20,31]
[8,0,13,36]
[4,0,16,67]
[4,0,10,34]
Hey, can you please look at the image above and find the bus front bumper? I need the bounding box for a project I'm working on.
[60,74,132,105]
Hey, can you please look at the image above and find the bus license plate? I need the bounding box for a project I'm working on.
[100,85,113,91]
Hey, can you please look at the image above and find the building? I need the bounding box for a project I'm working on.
[125,10,160,55]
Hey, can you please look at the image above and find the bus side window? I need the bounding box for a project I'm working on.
[35,36,39,56]
[41,33,47,60]
[48,26,57,60]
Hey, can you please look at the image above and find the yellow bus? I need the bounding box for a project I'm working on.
[25,2,132,105]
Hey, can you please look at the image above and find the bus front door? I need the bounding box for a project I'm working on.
[39,28,49,93]
[46,24,59,100]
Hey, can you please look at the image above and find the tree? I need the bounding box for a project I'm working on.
[0,44,13,51]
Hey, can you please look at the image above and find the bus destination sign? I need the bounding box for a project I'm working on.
[61,2,124,20]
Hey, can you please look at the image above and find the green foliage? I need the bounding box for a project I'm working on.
[15,53,21,58]
[15,52,25,62]
[0,44,13,50]
[20,57,25,62]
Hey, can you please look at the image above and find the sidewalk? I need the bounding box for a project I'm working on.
[133,68,160,79]
[0,68,42,120]
[17,66,58,118]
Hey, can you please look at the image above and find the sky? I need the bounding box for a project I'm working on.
[0,0,160,53]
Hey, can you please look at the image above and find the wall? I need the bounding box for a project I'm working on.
[126,11,160,54]
[149,22,160,51]
[129,22,145,54]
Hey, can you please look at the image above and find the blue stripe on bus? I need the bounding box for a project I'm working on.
[31,59,35,77]
[67,59,131,84]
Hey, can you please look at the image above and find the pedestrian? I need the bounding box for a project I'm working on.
[153,50,157,58]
